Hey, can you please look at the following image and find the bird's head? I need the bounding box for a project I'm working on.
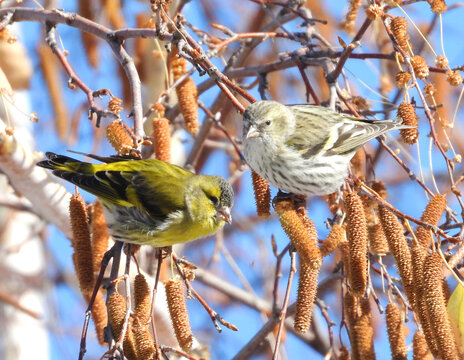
[242,100,295,147]
[187,175,234,226]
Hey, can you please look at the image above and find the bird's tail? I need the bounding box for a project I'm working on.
[37,152,89,173]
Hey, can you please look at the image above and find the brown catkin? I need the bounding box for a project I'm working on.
[368,223,389,256]
[342,0,362,35]
[69,193,94,296]
[123,321,138,360]
[413,329,433,360]
[386,302,407,360]
[423,252,459,360]
[106,120,133,155]
[37,45,69,140]
[424,82,436,98]
[390,17,410,53]
[353,298,376,360]
[90,200,109,273]
[294,260,319,333]
[251,170,271,219]
[152,116,171,163]
[435,55,449,69]
[133,320,155,360]
[446,70,463,87]
[410,242,440,357]
[84,290,107,345]
[378,207,415,308]
[108,290,126,341]
[108,96,123,116]
[397,101,419,144]
[134,274,152,325]
[344,193,368,297]
[169,50,199,136]
[411,55,429,79]
[371,180,388,199]
[320,224,345,257]
[395,71,412,88]
[275,200,322,269]
[344,292,360,359]
[365,4,383,20]
[339,239,351,282]
[338,346,351,360]
[430,0,447,13]
[165,278,193,352]
[416,194,447,248]
[79,0,99,68]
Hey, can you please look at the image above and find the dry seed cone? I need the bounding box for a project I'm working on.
[165,278,193,352]
[345,193,368,297]
[378,207,415,308]
[423,252,459,360]
[294,260,319,333]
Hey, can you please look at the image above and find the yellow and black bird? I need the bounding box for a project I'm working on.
[37,152,234,247]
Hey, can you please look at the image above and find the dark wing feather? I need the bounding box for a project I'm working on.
[38,153,194,221]
[285,105,404,157]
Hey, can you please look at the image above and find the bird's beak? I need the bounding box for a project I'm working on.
[246,125,259,139]
[217,207,232,224]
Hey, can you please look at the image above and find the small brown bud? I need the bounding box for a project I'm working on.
[424,83,437,98]
[380,74,394,94]
[365,4,384,20]
[397,101,419,144]
[390,17,409,52]
[430,0,447,13]
[395,71,412,88]
[5,126,15,136]
[435,55,449,69]
[108,96,123,116]
[411,55,429,79]
[351,96,369,111]
[446,70,463,87]
[371,180,388,199]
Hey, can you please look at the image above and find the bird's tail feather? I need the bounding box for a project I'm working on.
[36,152,86,173]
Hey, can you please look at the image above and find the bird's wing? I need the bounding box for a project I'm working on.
[42,154,192,221]
[286,105,403,157]
[94,160,193,220]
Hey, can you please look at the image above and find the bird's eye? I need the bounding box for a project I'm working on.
[208,195,219,206]
[265,119,272,126]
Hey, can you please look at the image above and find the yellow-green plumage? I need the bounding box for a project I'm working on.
[37,153,234,247]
